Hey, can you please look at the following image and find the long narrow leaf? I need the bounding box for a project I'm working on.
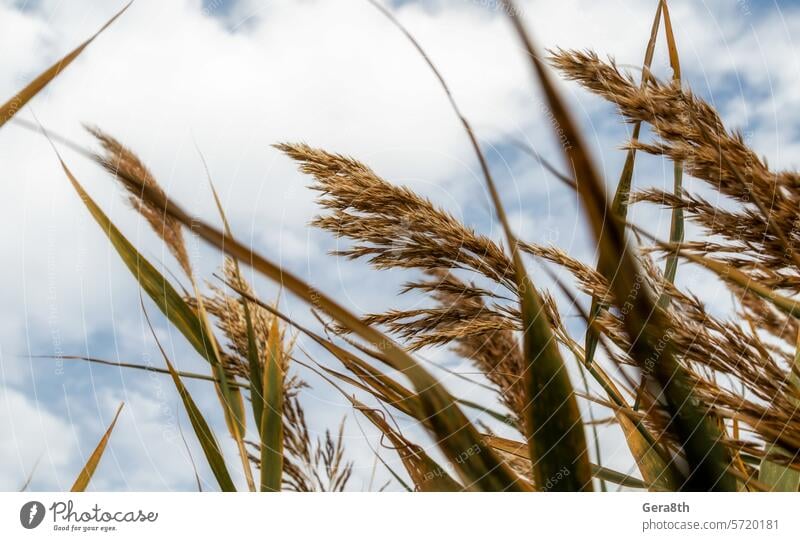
[759,329,800,491]
[502,0,737,491]
[71,402,124,492]
[759,445,800,492]
[57,157,218,365]
[353,399,463,492]
[259,319,284,492]
[617,413,679,491]
[543,264,682,490]
[56,141,253,482]
[296,356,463,492]
[34,354,247,387]
[585,0,664,368]
[241,288,518,439]
[634,0,685,411]
[659,0,684,293]
[0,2,131,128]
[189,160,252,490]
[142,300,237,492]
[369,0,591,492]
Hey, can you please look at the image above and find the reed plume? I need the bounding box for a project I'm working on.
[550,50,800,281]
[86,126,193,277]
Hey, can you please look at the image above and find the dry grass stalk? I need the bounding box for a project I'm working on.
[86,126,193,277]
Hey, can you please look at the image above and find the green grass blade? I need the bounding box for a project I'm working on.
[759,445,800,492]
[142,300,237,492]
[659,0,684,293]
[368,0,591,492]
[0,2,131,128]
[123,182,531,492]
[259,319,284,492]
[545,265,682,490]
[585,0,664,368]
[246,294,518,449]
[636,0,685,409]
[201,154,264,428]
[57,147,252,475]
[759,330,800,491]
[192,291,249,485]
[519,285,592,491]
[455,398,517,428]
[617,413,679,491]
[71,402,124,492]
[57,157,217,365]
[243,299,264,428]
[177,414,204,492]
[193,157,255,491]
[503,0,737,490]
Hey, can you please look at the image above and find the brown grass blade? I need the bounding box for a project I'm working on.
[295,354,463,491]
[0,2,131,128]
[352,398,463,491]
[33,354,248,388]
[71,402,124,492]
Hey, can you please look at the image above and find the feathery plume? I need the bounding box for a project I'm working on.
[86,126,193,277]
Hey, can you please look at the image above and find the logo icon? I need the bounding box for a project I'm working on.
[20,501,45,529]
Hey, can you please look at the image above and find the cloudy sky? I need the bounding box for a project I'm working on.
[1,0,799,491]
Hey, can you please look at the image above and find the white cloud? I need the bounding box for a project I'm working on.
[0,386,75,490]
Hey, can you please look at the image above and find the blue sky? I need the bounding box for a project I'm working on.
[2,0,800,491]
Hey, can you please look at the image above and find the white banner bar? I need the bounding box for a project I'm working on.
[1,492,797,540]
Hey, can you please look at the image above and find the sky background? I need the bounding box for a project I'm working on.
[1,0,799,491]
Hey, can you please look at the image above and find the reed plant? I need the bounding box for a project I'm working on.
[6,0,800,491]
